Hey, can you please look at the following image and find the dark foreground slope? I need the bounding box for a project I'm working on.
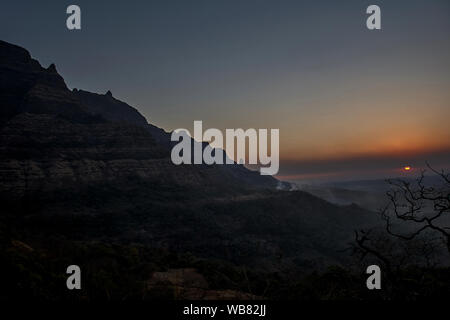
[3,40,446,301]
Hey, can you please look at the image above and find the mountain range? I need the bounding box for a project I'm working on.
[0,40,380,299]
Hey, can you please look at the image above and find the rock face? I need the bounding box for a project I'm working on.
[73,89,148,127]
[0,40,378,285]
[0,41,89,125]
[0,40,279,196]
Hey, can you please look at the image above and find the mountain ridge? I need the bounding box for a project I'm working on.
[0,39,280,194]
[0,39,378,275]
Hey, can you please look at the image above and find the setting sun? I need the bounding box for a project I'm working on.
[404,166,412,171]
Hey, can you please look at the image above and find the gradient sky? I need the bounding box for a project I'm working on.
[1,0,449,182]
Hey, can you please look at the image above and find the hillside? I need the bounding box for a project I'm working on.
[0,40,382,300]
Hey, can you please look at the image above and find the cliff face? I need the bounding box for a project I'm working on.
[73,89,148,127]
[0,40,379,281]
[72,88,171,147]
[0,41,88,124]
[0,40,278,196]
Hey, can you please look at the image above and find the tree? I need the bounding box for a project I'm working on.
[380,164,449,253]
[354,164,449,276]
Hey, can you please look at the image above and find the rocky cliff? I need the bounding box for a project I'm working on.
[0,40,279,196]
[0,41,382,301]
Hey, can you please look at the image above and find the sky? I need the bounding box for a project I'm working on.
[1,0,449,182]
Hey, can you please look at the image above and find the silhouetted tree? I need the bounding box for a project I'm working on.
[380,164,449,253]
[353,164,449,280]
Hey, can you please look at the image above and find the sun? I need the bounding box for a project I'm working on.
[404,166,412,171]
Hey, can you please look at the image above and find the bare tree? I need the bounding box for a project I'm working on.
[380,164,449,252]
[353,164,449,276]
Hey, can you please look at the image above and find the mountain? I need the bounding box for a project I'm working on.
[0,38,377,258]
[72,88,171,147]
[0,40,282,196]
[0,40,381,299]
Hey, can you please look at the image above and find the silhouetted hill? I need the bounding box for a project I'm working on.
[0,39,377,260]
[0,40,281,194]
[0,40,389,300]
[73,88,171,147]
